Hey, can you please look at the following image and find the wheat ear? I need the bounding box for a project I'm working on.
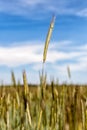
[43,15,55,63]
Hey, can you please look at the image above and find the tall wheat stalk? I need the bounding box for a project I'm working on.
[42,15,55,92]
[41,15,55,101]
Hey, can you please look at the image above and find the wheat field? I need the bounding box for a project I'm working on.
[0,72,87,130]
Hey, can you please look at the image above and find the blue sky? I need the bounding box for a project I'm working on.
[0,0,87,84]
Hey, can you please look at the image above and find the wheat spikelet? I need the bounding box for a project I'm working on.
[43,15,55,63]
[67,66,71,79]
[11,71,16,87]
[26,103,32,127]
[16,91,20,107]
[23,70,29,96]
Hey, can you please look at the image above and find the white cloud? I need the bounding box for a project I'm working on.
[0,44,42,66]
[0,40,87,84]
[77,8,87,17]
[0,0,47,16]
[0,0,87,18]
[0,40,86,69]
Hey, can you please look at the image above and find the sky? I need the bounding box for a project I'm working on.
[0,0,87,85]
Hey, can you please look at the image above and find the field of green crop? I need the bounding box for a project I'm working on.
[0,70,87,130]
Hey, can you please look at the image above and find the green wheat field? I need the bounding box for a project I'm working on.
[0,71,87,130]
